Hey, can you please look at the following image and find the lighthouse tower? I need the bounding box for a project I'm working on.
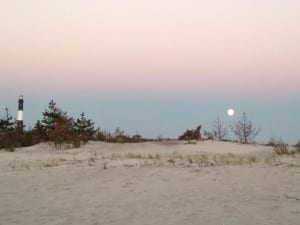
[17,95,24,131]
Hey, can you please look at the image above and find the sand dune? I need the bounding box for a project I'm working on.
[0,141,299,225]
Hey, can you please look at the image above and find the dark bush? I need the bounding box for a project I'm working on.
[178,125,201,141]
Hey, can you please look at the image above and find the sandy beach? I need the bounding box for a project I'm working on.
[1,141,299,225]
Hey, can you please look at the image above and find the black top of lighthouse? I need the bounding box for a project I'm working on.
[18,95,24,110]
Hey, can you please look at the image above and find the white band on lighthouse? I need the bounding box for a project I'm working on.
[18,110,23,121]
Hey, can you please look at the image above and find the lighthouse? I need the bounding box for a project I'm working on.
[17,95,24,131]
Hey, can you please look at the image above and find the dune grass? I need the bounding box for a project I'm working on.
[1,146,300,172]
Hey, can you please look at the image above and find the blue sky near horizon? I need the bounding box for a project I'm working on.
[0,0,299,143]
[1,91,299,144]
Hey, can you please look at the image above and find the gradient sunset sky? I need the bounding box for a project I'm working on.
[1,0,299,143]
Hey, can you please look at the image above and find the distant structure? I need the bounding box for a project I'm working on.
[17,95,24,131]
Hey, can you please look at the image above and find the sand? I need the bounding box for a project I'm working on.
[0,141,299,225]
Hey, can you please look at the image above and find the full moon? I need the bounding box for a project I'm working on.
[227,109,235,116]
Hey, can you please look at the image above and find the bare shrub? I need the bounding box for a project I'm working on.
[295,141,300,153]
[203,130,214,140]
[231,112,261,144]
[212,117,228,141]
[270,138,289,155]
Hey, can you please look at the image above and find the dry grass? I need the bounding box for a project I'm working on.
[103,161,108,170]
[196,154,209,167]
[43,159,59,168]
[2,144,300,172]
[124,152,143,159]
[264,153,276,165]
[247,155,258,165]
[88,155,96,166]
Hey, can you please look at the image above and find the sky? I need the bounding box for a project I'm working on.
[0,0,300,143]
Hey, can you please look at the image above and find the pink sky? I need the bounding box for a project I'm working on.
[1,1,300,143]
[1,0,300,97]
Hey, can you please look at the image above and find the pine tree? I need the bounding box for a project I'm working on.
[74,112,97,142]
[40,100,75,148]
[33,120,47,142]
[113,126,127,143]
[0,108,16,132]
[48,116,75,149]
[0,108,17,151]
[41,100,68,133]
